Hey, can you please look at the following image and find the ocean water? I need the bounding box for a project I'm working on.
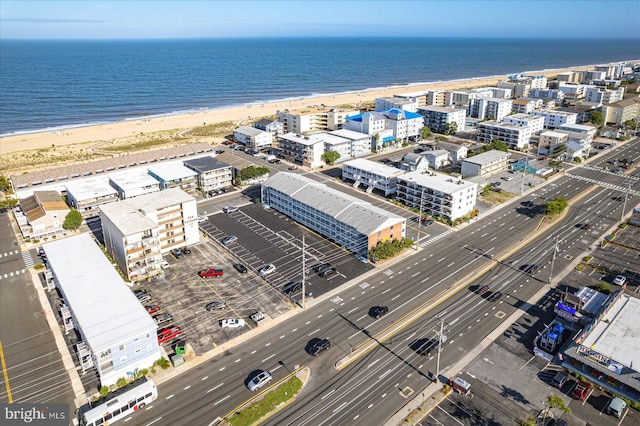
[1,37,639,136]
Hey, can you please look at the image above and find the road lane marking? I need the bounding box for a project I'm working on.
[184,386,190,390]
[391,294,401,301]
[219,367,225,371]
[333,402,348,413]
[321,389,336,400]
[262,354,276,363]
[166,394,174,399]
[347,307,358,314]
[357,315,367,321]
[0,340,12,403]
[207,383,224,393]
[214,395,230,406]
[280,335,285,339]
[202,376,208,381]
[265,342,271,346]
[234,359,241,363]
[145,417,163,426]
[382,288,391,294]
[308,328,320,336]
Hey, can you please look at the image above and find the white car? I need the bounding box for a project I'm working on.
[220,318,246,329]
[613,275,627,285]
[161,260,170,269]
[247,370,272,391]
[258,264,276,276]
[197,216,207,223]
[223,206,238,214]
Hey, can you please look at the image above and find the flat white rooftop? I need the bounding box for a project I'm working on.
[343,158,406,179]
[235,126,266,137]
[582,294,640,370]
[65,176,118,200]
[330,129,371,140]
[280,132,323,146]
[148,162,197,182]
[541,131,569,138]
[399,170,477,194]
[505,113,544,122]
[100,201,157,235]
[463,150,510,166]
[43,234,156,350]
[102,188,194,229]
[109,169,160,192]
[317,133,350,146]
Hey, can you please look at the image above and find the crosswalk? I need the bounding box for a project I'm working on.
[418,229,453,248]
[0,250,34,281]
[22,251,35,268]
[565,172,640,197]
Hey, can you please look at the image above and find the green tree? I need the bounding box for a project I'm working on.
[589,110,604,127]
[321,151,341,166]
[238,165,269,181]
[623,119,636,128]
[545,196,568,216]
[516,416,536,426]
[590,282,612,295]
[421,126,432,140]
[0,198,18,211]
[445,121,458,135]
[62,209,83,230]
[373,133,380,151]
[485,138,509,152]
[482,185,492,196]
[0,175,11,193]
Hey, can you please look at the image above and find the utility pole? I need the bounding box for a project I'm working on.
[301,235,306,309]
[548,235,559,284]
[436,318,445,381]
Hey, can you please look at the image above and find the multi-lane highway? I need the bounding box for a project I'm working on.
[122,138,640,426]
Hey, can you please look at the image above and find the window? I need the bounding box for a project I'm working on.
[133,337,139,342]
[120,356,127,363]
[135,349,141,354]
[119,344,125,351]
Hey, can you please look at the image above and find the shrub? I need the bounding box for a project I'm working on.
[116,377,128,388]
[99,386,109,398]
[590,282,611,295]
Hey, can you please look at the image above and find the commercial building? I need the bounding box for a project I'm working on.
[148,163,197,195]
[65,177,119,219]
[467,98,513,121]
[396,171,478,222]
[183,156,233,193]
[375,96,418,112]
[461,150,511,178]
[417,106,466,134]
[233,125,273,150]
[276,106,359,134]
[530,109,578,129]
[277,132,325,169]
[341,158,406,196]
[42,234,161,387]
[503,113,545,134]
[477,121,533,150]
[16,191,69,239]
[108,169,160,200]
[100,188,199,280]
[329,129,372,159]
[261,172,406,257]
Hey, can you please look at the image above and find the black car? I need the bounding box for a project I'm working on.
[308,338,331,356]
[578,223,590,230]
[233,263,248,273]
[206,301,226,311]
[488,291,502,302]
[369,306,389,319]
[283,281,303,296]
[182,247,192,255]
[312,263,332,274]
[476,285,489,295]
[319,268,339,279]
[522,200,535,208]
[524,264,539,274]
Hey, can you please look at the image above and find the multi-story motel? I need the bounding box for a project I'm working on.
[261,172,406,258]
[329,129,373,159]
[461,150,511,178]
[396,171,478,222]
[584,87,625,105]
[148,163,197,195]
[344,109,423,145]
[602,97,640,126]
[528,88,565,104]
[467,98,513,121]
[417,106,466,134]
[503,113,545,134]
[65,177,119,219]
[233,125,273,150]
[277,133,325,169]
[275,106,360,134]
[43,234,161,387]
[375,97,418,112]
[183,156,233,192]
[530,109,578,129]
[108,168,161,199]
[476,121,533,150]
[560,289,640,403]
[341,158,406,196]
[555,123,597,155]
[16,190,69,239]
[100,188,199,281]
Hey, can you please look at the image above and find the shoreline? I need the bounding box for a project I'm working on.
[1,60,636,157]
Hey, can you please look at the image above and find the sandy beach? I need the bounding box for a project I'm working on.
[0,63,608,173]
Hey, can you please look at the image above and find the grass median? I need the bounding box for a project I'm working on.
[225,375,303,426]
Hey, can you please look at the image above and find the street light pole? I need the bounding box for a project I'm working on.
[548,235,559,284]
[436,317,445,381]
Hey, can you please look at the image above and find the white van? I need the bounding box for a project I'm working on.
[606,397,627,418]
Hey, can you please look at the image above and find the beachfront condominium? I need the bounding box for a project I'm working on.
[477,121,533,150]
[341,158,406,196]
[277,132,325,169]
[253,118,284,136]
[233,125,274,150]
[396,171,478,222]
[108,168,161,200]
[530,109,578,129]
[100,188,199,280]
[392,90,447,107]
[261,172,406,258]
[16,190,70,240]
[375,97,419,112]
[417,105,466,134]
[467,98,513,121]
[275,106,360,134]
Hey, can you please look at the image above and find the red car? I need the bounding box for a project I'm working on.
[157,326,181,343]
[571,381,591,401]
[199,268,224,278]
[146,305,160,315]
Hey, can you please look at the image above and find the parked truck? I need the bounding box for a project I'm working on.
[265,155,280,163]
[250,311,266,326]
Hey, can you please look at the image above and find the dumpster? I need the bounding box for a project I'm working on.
[450,377,471,396]
[175,341,186,355]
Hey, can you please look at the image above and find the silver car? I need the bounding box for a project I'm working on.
[247,370,272,391]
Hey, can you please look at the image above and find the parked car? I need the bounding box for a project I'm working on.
[161,260,170,269]
[154,313,173,326]
[524,264,539,274]
[606,397,627,418]
[206,301,226,311]
[258,264,276,276]
[288,165,298,170]
[487,291,502,302]
[133,289,148,297]
[613,275,627,285]
[250,312,266,326]
[220,319,246,329]
[283,281,303,296]
[247,370,272,391]
[420,218,434,226]
[369,305,389,319]
[552,371,569,389]
[182,247,192,255]
[172,249,184,259]
[501,176,514,181]
[157,326,181,343]
[233,263,248,273]
[137,294,152,303]
[319,267,339,279]
[222,235,238,245]
[571,381,591,401]
[312,263,332,274]
[146,305,160,315]
[223,206,238,213]
[199,268,224,278]
[307,338,331,356]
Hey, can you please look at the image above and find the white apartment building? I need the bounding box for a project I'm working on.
[461,150,511,178]
[278,133,325,169]
[602,97,640,126]
[511,99,536,114]
[531,109,578,129]
[253,118,284,136]
[477,121,533,149]
[503,113,545,134]
[183,156,233,192]
[394,90,448,107]
[100,188,199,277]
[275,106,360,134]
[417,106,466,134]
[316,133,353,163]
[108,169,160,200]
[584,87,625,105]
[556,123,597,144]
[529,88,565,103]
[233,125,273,150]
[539,131,569,156]
[422,150,450,170]
[342,158,406,196]
[556,71,583,84]
[396,171,478,222]
[343,109,423,144]
[43,234,161,387]
[148,163,197,195]
[467,98,513,121]
[375,96,418,112]
[65,177,119,219]
[558,83,591,100]
[329,129,372,159]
